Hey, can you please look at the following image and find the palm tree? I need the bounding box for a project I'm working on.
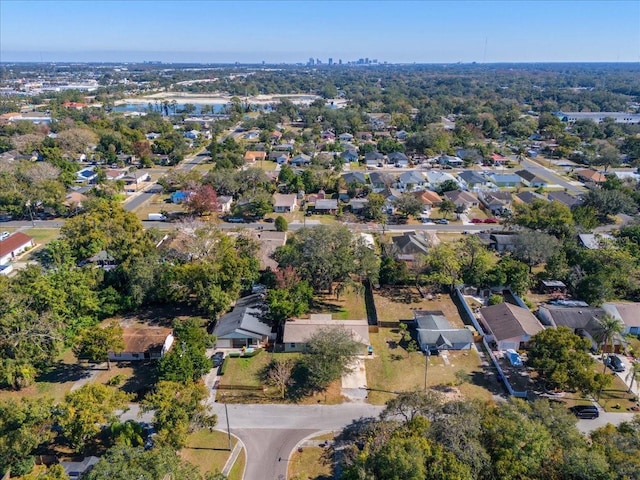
[625,361,640,394]
[595,314,625,374]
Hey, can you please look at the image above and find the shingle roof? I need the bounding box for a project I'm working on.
[480,302,544,341]
[213,294,271,339]
[283,317,369,345]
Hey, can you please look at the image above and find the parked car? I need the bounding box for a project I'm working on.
[605,355,625,372]
[264,217,275,223]
[435,219,449,224]
[470,218,483,223]
[212,352,225,368]
[569,404,600,419]
[0,231,9,241]
[484,218,499,224]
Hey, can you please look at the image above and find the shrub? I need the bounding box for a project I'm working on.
[488,294,503,306]
[242,348,263,358]
[228,352,241,358]
[219,357,230,375]
[107,374,125,386]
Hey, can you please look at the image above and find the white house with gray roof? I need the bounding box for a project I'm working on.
[212,294,273,349]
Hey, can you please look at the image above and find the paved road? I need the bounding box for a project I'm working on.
[212,403,384,480]
[577,411,636,434]
[518,156,586,195]
[123,192,156,212]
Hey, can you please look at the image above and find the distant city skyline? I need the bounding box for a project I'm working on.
[1,1,639,64]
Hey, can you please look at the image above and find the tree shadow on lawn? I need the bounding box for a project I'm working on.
[377,287,425,305]
[119,361,158,401]
[37,362,92,384]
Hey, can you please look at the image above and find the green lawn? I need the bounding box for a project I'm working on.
[25,228,60,245]
[366,328,493,405]
[288,446,333,480]
[180,430,238,477]
[311,290,367,320]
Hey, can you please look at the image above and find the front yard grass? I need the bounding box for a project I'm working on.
[288,447,333,480]
[25,227,60,245]
[218,352,345,404]
[366,328,493,405]
[228,447,246,480]
[180,430,238,477]
[132,193,185,219]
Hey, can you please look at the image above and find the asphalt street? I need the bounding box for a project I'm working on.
[517,156,586,195]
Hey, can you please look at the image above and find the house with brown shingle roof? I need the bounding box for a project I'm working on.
[575,169,606,185]
[479,302,544,351]
[108,324,174,362]
[0,232,35,265]
[244,151,267,163]
[412,190,442,212]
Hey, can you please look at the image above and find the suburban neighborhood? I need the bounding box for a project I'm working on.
[1,56,640,480]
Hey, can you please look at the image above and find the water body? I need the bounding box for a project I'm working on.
[112,103,228,114]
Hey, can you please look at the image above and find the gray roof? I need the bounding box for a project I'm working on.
[415,313,451,330]
[516,191,545,204]
[60,456,100,480]
[539,305,605,331]
[547,191,581,207]
[364,151,384,162]
[369,171,394,185]
[388,151,409,163]
[398,171,424,184]
[213,294,271,339]
[458,170,486,185]
[315,199,338,210]
[516,169,546,183]
[443,190,477,205]
[342,172,366,184]
[417,329,473,349]
[391,232,430,256]
[490,174,521,184]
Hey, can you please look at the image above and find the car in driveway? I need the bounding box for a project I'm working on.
[0,231,9,241]
[605,354,625,372]
[569,404,600,419]
[212,352,225,368]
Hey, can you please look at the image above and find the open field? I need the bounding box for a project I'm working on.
[26,227,60,245]
[131,193,186,219]
[180,430,238,477]
[373,287,464,327]
[366,327,495,405]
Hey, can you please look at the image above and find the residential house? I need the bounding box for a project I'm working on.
[381,187,403,214]
[338,132,354,143]
[341,149,359,163]
[457,170,488,191]
[537,304,612,352]
[578,233,614,250]
[64,192,88,211]
[424,171,458,190]
[342,171,366,185]
[321,130,336,140]
[76,167,97,184]
[349,198,369,213]
[479,191,513,215]
[273,193,298,213]
[123,171,151,190]
[85,250,117,271]
[252,230,287,271]
[273,152,290,165]
[273,143,295,151]
[218,195,233,213]
[414,312,473,353]
[171,190,190,204]
[413,190,442,213]
[364,151,385,168]
[515,191,545,204]
[105,169,126,181]
[244,151,267,163]
[602,302,640,335]
[313,198,339,214]
[516,170,547,188]
[575,169,606,186]
[108,324,174,362]
[547,191,582,208]
[490,153,509,165]
[369,171,395,192]
[390,231,431,262]
[438,155,464,168]
[244,131,260,141]
[184,130,200,140]
[479,302,545,351]
[538,280,567,295]
[211,294,273,349]
[388,151,410,167]
[395,130,408,140]
[488,233,517,253]
[456,148,484,165]
[270,130,283,143]
[488,173,521,188]
[60,456,100,480]
[282,315,370,353]
[0,232,35,265]
[290,153,312,167]
[355,131,373,142]
[443,190,478,212]
[397,171,426,191]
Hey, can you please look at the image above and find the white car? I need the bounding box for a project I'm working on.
[0,232,10,241]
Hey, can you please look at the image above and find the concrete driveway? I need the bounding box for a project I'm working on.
[342,358,368,402]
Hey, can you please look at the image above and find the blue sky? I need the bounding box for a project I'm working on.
[1,1,639,63]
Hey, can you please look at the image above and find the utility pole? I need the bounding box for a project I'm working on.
[424,350,431,392]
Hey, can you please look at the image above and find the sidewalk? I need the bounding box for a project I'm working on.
[221,440,243,477]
